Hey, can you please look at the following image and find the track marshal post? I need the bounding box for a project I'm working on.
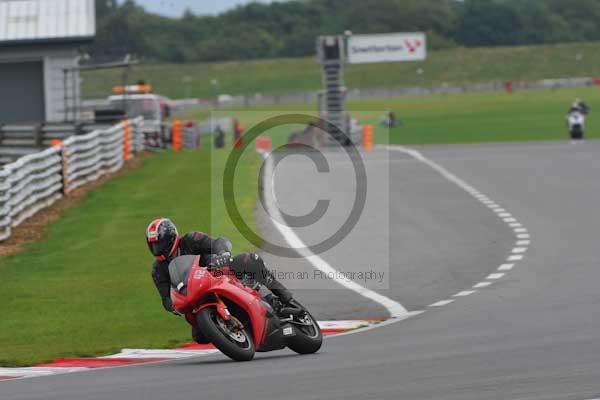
[317,32,426,146]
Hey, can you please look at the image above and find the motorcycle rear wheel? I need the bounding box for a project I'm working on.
[197,307,255,361]
[286,306,323,355]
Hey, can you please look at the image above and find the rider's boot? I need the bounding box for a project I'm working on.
[266,278,294,304]
[263,271,300,317]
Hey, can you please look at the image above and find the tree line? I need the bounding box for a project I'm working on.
[91,0,600,63]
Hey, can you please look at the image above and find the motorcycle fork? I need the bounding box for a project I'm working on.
[215,295,231,321]
[193,294,231,321]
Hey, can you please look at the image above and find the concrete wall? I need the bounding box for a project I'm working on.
[0,44,80,122]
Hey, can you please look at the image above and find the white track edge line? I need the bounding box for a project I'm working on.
[260,151,410,319]
[386,146,529,299]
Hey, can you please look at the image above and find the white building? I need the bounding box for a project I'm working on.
[0,0,96,123]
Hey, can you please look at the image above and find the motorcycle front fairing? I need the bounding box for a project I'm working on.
[169,255,212,313]
[168,255,271,347]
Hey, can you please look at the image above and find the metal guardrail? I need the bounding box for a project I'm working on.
[0,117,144,242]
[0,122,117,165]
[172,76,600,112]
[132,120,145,154]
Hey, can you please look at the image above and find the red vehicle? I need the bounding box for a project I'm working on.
[169,255,323,361]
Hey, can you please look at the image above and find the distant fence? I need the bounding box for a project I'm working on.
[0,122,116,165]
[347,77,598,101]
[172,76,600,111]
[0,117,144,242]
[195,117,233,135]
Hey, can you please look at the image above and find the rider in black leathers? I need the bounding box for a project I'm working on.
[146,218,293,342]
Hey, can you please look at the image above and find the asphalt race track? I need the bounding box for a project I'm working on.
[2,141,600,400]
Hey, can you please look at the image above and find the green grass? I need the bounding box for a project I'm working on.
[0,148,260,367]
[195,86,600,146]
[363,87,600,144]
[83,42,600,99]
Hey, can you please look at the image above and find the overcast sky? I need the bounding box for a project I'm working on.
[127,0,276,17]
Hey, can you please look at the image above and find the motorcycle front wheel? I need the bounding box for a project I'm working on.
[196,307,255,361]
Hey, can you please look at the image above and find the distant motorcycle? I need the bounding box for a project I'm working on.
[169,255,322,361]
[567,110,585,140]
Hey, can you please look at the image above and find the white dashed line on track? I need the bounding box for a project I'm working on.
[429,299,456,307]
[388,146,531,311]
[498,264,515,271]
[454,290,477,297]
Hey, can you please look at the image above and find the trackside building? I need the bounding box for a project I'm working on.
[0,0,95,123]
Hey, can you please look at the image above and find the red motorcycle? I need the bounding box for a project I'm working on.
[169,255,322,361]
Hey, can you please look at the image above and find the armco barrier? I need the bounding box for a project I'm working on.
[0,147,62,241]
[172,76,597,112]
[0,117,144,241]
[0,122,119,166]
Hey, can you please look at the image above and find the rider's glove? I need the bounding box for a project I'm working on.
[209,253,233,270]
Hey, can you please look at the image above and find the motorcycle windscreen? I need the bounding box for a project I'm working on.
[168,255,196,294]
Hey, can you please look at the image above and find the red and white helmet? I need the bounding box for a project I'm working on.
[146,218,180,261]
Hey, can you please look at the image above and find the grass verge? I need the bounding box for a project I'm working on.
[0,148,260,367]
[82,42,600,99]
[358,87,600,145]
[187,86,600,146]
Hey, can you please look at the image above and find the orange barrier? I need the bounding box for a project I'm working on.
[123,119,132,161]
[172,119,182,152]
[51,139,69,195]
[255,136,272,152]
[363,125,373,152]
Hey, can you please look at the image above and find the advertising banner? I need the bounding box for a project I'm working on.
[347,32,426,64]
